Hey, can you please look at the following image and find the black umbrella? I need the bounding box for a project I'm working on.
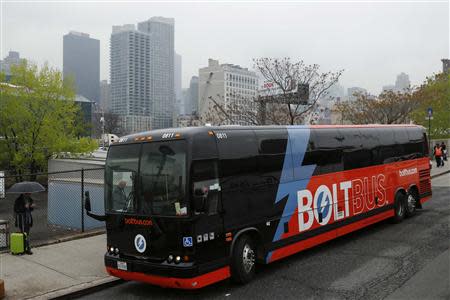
[7,181,46,194]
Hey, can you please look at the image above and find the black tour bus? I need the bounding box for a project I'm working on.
[85,125,431,289]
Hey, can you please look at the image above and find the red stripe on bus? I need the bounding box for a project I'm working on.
[420,195,431,204]
[106,266,230,289]
[269,209,394,263]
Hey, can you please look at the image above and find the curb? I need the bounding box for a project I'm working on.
[33,229,106,248]
[0,229,106,254]
[25,277,123,300]
[431,170,450,179]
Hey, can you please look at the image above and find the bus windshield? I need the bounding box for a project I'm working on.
[105,141,187,216]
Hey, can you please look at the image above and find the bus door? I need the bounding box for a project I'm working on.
[191,159,226,263]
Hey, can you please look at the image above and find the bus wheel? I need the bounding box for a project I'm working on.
[231,235,256,284]
[392,192,406,223]
[405,189,419,217]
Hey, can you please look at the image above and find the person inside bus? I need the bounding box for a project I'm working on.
[14,193,34,255]
[113,180,128,210]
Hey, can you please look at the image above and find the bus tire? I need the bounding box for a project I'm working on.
[392,192,406,223]
[230,235,256,284]
[405,189,419,217]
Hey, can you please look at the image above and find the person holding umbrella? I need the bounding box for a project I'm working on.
[8,181,45,255]
[14,193,34,254]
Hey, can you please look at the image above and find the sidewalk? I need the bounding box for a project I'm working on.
[430,159,450,178]
[1,164,448,300]
[1,234,113,299]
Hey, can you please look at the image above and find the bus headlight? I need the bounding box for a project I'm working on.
[167,255,174,263]
[175,256,181,264]
[114,248,120,255]
[109,246,114,254]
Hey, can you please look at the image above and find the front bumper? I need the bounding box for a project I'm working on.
[105,253,197,278]
[105,254,230,289]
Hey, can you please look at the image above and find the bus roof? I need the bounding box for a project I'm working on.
[113,124,424,146]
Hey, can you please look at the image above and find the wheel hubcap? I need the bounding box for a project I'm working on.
[242,244,255,273]
[407,194,416,212]
[397,201,404,216]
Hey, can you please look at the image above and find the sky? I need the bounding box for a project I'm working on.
[1,0,449,94]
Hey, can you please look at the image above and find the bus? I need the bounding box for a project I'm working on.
[84,124,432,289]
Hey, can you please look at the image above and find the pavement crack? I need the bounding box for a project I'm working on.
[19,256,80,280]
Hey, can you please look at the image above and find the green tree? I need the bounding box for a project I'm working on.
[0,61,97,178]
[410,73,450,139]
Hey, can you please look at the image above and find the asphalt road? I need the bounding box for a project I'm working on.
[80,173,450,300]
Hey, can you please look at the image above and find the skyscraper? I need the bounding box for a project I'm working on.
[174,53,182,114]
[63,31,100,104]
[110,17,175,133]
[442,59,449,73]
[189,76,199,115]
[395,72,410,92]
[110,24,151,133]
[0,51,23,80]
[100,80,111,112]
[347,87,367,101]
[138,17,175,129]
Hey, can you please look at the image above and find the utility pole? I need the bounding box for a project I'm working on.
[427,107,433,154]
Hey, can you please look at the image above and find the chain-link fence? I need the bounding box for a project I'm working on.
[0,167,105,247]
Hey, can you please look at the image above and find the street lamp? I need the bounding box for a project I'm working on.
[100,114,105,149]
[427,107,432,155]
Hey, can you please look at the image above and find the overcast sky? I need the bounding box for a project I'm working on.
[1,0,449,94]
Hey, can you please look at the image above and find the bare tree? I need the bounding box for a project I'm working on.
[92,112,124,137]
[203,57,343,125]
[335,90,422,124]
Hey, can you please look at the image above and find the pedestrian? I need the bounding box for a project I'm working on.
[433,143,443,168]
[441,142,447,162]
[13,193,34,255]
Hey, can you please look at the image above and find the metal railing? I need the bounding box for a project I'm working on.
[0,167,105,247]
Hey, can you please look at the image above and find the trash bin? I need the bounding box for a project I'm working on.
[0,220,9,251]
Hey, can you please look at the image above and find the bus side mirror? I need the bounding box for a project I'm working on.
[85,191,92,212]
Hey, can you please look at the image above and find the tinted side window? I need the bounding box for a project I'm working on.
[393,128,409,161]
[377,128,397,163]
[191,160,220,215]
[359,128,380,166]
[217,130,258,227]
[304,129,343,175]
[216,130,258,178]
[342,129,362,170]
[406,128,425,159]
[255,130,288,181]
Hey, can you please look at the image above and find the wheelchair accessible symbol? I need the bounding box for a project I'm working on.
[183,236,193,247]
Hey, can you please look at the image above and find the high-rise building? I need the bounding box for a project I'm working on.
[347,87,367,101]
[63,31,100,104]
[189,76,199,115]
[100,80,111,112]
[442,59,450,73]
[198,59,258,125]
[0,51,25,81]
[395,72,410,92]
[110,17,175,133]
[110,24,151,133]
[138,17,175,129]
[174,53,182,115]
[181,88,190,115]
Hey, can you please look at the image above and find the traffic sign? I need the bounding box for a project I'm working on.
[427,107,433,118]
